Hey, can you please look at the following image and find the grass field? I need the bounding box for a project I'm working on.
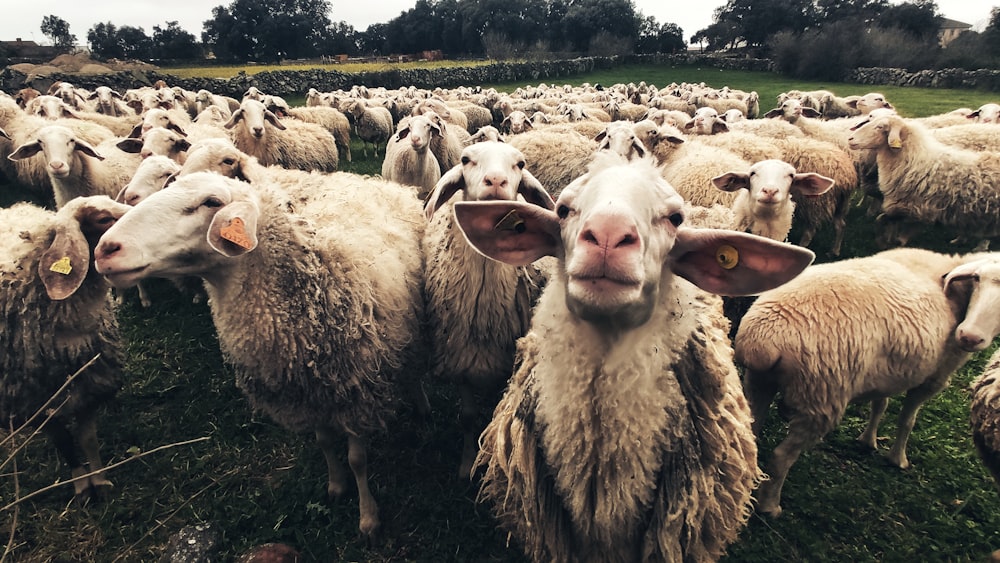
[2,62,1000,562]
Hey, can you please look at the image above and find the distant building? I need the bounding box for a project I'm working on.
[0,38,61,62]
[939,17,972,48]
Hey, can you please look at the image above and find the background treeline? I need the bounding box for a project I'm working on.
[22,0,1000,80]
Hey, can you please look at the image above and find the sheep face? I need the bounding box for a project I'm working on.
[424,142,553,219]
[225,99,286,139]
[454,155,815,331]
[178,139,254,181]
[713,159,834,218]
[27,95,76,120]
[685,107,727,135]
[595,122,646,161]
[8,125,104,179]
[117,127,190,161]
[848,115,905,151]
[115,155,181,205]
[970,103,1000,124]
[96,173,258,288]
[397,114,438,152]
[944,257,1000,352]
[851,92,893,114]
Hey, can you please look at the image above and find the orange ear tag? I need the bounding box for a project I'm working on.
[494,209,526,233]
[716,245,739,270]
[49,256,73,275]
[220,217,254,250]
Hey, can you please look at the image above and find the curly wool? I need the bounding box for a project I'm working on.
[476,278,761,563]
[971,347,1000,488]
[871,117,1000,238]
[204,178,424,436]
[0,202,121,426]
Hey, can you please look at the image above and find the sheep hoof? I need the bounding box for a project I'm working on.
[358,517,381,547]
[326,480,347,500]
[756,503,783,518]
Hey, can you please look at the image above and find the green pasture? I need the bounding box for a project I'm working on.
[2,62,999,562]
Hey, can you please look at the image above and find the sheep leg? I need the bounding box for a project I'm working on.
[315,427,349,498]
[797,227,817,249]
[458,382,481,480]
[347,434,380,540]
[887,377,950,469]
[42,420,91,500]
[857,397,889,450]
[742,369,779,438]
[757,417,828,517]
[75,408,113,498]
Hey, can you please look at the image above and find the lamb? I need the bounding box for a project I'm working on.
[422,141,554,478]
[1,195,132,501]
[736,247,1000,518]
[8,124,142,208]
[711,158,835,242]
[94,169,427,541]
[225,99,339,172]
[381,114,442,199]
[345,99,393,158]
[462,152,814,562]
[507,127,598,197]
[847,113,1000,248]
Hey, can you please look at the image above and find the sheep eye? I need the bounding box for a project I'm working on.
[202,197,223,208]
[556,204,571,219]
[516,160,525,169]
[668,212,684,227]
[461,156,471,165]
[222,157,236,166]
[96,216,115,226]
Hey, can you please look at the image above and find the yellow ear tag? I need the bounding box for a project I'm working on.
[494,209,526,233]
[49,256,73,276]
[716,244,739,270]
[888,139,903,149]
[220,217,254,250]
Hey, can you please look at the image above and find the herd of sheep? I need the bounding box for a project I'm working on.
[2,74,1000,561]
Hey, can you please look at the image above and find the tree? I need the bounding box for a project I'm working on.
[636,18,686,54]
[560,0,640,54]
[41,15,76,49]
[985,7,1000,56]
[151,21,202,61]
[202,0,333,62]
[87,22,152,60]
[876,0,940,40]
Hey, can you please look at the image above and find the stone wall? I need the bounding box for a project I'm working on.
[0,56,620,98]
[847,66,1000,91]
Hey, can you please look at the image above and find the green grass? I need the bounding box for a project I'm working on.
[2,63,1000,562]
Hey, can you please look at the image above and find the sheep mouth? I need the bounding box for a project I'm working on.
[99,265,149,288]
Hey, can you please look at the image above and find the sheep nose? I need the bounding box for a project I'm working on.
[253,127,264,136]
[957,328,985,351]
[50,161,65,171]
[140,150,152,159]
[579,214,639,251]
[125,192,141,205]
[95,239,122,261]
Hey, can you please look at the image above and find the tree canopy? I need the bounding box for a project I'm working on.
[40,15,77,49]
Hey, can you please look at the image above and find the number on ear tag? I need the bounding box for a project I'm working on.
[220,217,254,250]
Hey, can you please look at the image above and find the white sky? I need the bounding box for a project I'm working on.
[3,0,995,47]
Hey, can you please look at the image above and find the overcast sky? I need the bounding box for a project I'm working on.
[3,0,995,47]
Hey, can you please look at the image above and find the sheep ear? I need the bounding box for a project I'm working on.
[39,226,90,300]
[424,163,467,219]
[791,173,834,197]
[710,120,729,134]
[208,201,259,257]
[116,138,143,154]
[264,110,286,130]
[167,122,188,136]
[888,121,904,149]
[594,129,608,143]
[128,123,144,138]
[712,171,750,192]
[669,228,815,296]
[453,200,561,266]
[224,109,244,129]
[75,139,105,161]
[802,107,823,118]
[0,127,9,141]
[8,140,42,161]
[763,108,782,119]
[517,169,555,210]
[176,137,191,152]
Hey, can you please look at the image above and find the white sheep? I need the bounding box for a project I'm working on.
[94,169,426,541]
[423,141,554,478]
[225,99,339,172]
[848,113,1000,248]
[115,155,181,206]
[462,152,814,561]
[87,86,132,117]
[466,125,504,144]
[500,110,533,134]
[381,114,442,199]
[711,159,835,242]
[116,126,191,162]
[593,120,648,161]
[412,98,469,132]
[8,124,142,208]
[345,99,393,158]
[285,105,353,163]
[2,195,133,501]
[970,347,1000,543]
[507,127,597,198]
[968,103,1000,124]
[736,247,1000,517]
